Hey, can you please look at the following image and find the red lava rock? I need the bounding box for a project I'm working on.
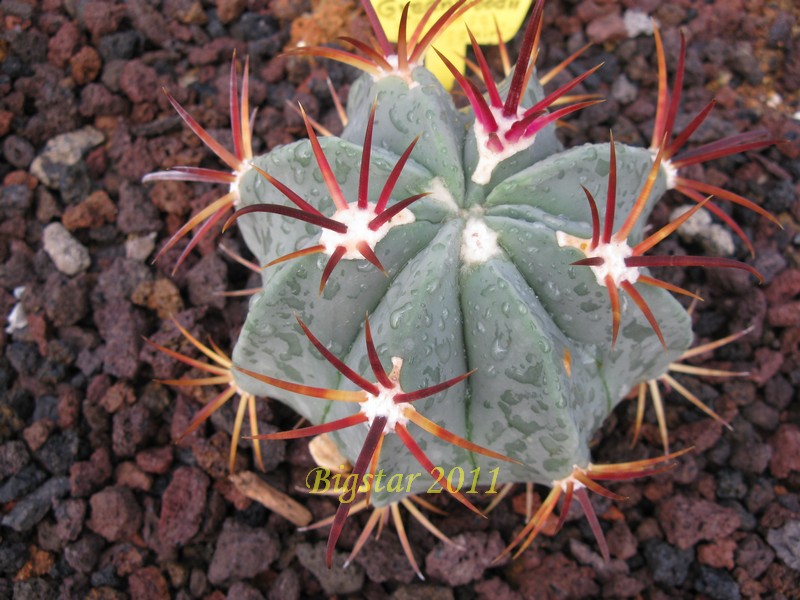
[70,446,112,497]
[186,252,228,309]
[163,0,208,25]
[644,478,673,503]
[657,494,741,550]
[586,13,628,44]
[514,553,599,599]
[87,374,111,404]
[751,347,784,385]
[116,179,161,232]
[97,305,147,379]
[79,84,128,118]
[765,268,800,304]
[48,21,81,68]
[70,46,102,84]
[100,381,135,414]
[129,566,170,600]
[352,533,417,584]
[226,582,265,600]
[104,542,147,576]
[170,396,200,446]
[207,518,279,586]
[474,577,523,600]
[213,478,252,512]
[79,1,126,39]
[602,574,646,598]
[43,272,90,328]
[57,386,81,430]
[0,110,13,137]
[768,301,800,327]
[53,498,87,544]
[119,59,160,105]
[768,424,800,478]
[673,419,725,453]
[64,532,105,574]
[126,0,172,48]
[736,533,775,579]
[187,37,241,66]
[112,403,154,457]
[135,446,173,474]
[131,278,184,318]
[425,531,507,587]
[87,486,143,542]
[698,537,737,569]
[192,431,238,480]
[216,0,246,24]
[5,170,38,190]
[575,0,616,21]
[696,472,717,501]
[158,466,210,547]
[266,568,300,600]
[114,462,153,492]
[607,520,638,560]
[62,190,117,230]
[22,419,55,452]
[148,181,191,216]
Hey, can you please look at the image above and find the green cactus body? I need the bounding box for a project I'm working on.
[230,63,693,506]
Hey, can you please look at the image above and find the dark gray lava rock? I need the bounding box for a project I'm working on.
[643,539,694,587]
[0,476,70,532]
[295,541,364,596]
[207,518,279,585]
[425,531,507,587]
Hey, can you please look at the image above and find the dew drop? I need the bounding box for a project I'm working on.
[389,302,414,328]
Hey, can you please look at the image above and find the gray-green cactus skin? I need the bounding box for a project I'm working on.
[230,64,693,506]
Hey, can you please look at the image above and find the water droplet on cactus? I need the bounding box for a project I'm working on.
[390,302,414,328]
[435,339,452,361]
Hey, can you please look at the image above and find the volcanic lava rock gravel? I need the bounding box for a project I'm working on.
[0,0,798,598]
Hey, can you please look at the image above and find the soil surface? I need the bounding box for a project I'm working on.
[1,1,799,599]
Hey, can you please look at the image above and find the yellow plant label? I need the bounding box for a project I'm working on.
[373,0,534,88]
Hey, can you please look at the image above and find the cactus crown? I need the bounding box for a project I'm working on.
[144,0,775,572]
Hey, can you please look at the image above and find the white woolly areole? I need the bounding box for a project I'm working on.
[461,218,501,266]
[555,470,587,492]
[371,54,421,88]
[318,201,415,259]
[359,357,413,434]
[556,231,640,287]
[650,148,678,190]
[229,160,252,208]
[426,177,460,215]
[472,105,537,185]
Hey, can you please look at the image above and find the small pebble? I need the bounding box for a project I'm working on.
[125,232,157,261]
[767,520,800,570]
[30,126,104,189]
[42,222,91,275]
[670,205,735,256]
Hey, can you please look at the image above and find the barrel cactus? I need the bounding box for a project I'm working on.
[144,0,774,571]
